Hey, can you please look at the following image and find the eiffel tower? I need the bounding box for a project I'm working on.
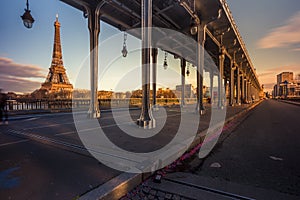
[41,15,73,95]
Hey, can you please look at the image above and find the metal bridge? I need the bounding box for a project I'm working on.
[59,0,263,127]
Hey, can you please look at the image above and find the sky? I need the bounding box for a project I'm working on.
[0,0,300,93]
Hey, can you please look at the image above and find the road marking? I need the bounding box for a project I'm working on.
[0,139,29,147]
[269,156,283,161]
[23,117,40,121]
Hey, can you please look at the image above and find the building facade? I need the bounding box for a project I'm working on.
[274,72,300,98]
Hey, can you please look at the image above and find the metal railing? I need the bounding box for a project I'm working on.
[5,98,200,112]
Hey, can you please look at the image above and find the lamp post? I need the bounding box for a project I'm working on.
[21,0,35,29]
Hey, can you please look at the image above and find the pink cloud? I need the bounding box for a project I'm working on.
[0,57,46,78]
[0,75,41,94]
[257,11,300,50]
[0,57,46,93]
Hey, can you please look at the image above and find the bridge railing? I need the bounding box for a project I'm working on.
[5,98,201,112]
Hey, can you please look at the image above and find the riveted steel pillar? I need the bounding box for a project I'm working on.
[196,25,205,114]
[210,71,214,105]
[152,48,158,109]
[247,81,250,103]
[137,0,155,128]
[217,48,225,109]
[236,66,241,105]
[87,8,101,118]
[181,58,186,107]
[229,63,235,106]
[241,74,245,103]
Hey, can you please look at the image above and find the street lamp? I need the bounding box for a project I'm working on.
[21,0,35,29]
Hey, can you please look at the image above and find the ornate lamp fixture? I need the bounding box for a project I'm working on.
[121,32,128,57]
[163,52,168,70]
[21,0,35,29]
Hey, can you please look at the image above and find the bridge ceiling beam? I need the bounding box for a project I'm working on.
[60,0,262,90]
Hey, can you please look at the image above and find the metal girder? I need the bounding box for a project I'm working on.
[59,0,262,91]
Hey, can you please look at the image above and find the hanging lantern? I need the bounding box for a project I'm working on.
[121,32,128,57]
[163,52,168,70]
[186,63,190,76]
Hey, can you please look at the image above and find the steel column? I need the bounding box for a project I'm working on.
[152,48,158,109]
[247,81,250,103]
[181,58,186,107]
[241,74,245,103]
[218,50,225,109]
[236,67,241,105]
[229,63,235,106]
[87,8,101,118]
[196,25,205,114]
[210,71,214,105]
[137,0,155,128]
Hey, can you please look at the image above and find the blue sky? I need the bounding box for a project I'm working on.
[0,0,300,93]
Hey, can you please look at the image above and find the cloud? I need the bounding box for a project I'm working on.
[0,75,41,94]
[257,11,300,50]
[0,57,46,78]
[0,57,46,93]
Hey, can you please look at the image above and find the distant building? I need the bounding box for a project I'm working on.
[175,84,194,98]
[274,72,300,98]
[277,72,293,84]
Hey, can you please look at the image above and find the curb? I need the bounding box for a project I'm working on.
[277,99,300,107]
[78,100,264,200]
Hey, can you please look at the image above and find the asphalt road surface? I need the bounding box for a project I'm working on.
[195,100,300,198]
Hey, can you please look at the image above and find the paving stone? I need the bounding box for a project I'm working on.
[147,194,155,200]
[131,196,141,200]
[157,191,165,197]
[120,197,130,200]
[149,190,157,196]
[172,194,181,200]
[142,187,151,194]
[165,193,172,199]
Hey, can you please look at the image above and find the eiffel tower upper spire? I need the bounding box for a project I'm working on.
[51,14,63,67]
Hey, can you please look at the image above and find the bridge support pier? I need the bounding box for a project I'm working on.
[236,66,241,105]
[137,0,155,128]
[229,63,235,106]
[247,81,250,103]
[180,58,186,107]
[241,74,245,103]
[218,49,225,109]
[210,71,214,105]
[152,48,158,110]
[196,25,205,115]
[87,7,101,118]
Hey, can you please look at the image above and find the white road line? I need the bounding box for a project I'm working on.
[0,139,29,147]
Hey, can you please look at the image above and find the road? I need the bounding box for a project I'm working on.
[125,100,300,200]
[0,103,252,200]
[192,99,300,198]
